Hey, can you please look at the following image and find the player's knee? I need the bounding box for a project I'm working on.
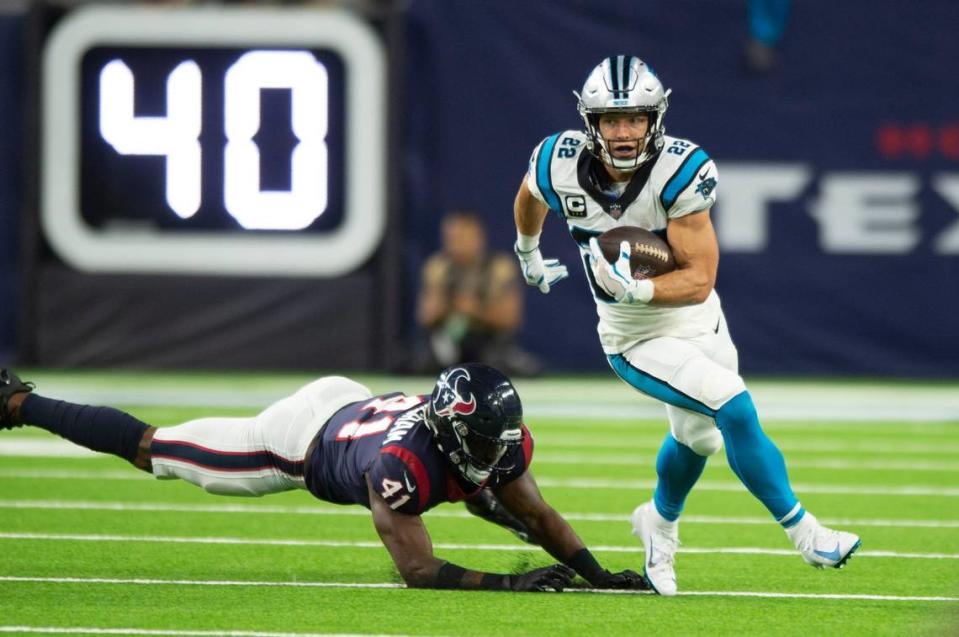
[670,356,745,411]
[715,391,759,433]
[687,429,723,456]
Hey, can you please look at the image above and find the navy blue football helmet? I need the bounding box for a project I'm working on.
[424,363,524,485]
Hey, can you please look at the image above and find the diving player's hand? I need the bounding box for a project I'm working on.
[505,564,575,592]
[588,238,654,304]
[588,568,650,590]
[514,243,568,294]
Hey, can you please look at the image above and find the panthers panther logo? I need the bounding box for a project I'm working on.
[432,367,477,418]
[696,176,717,199]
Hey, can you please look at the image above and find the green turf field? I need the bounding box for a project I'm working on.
[0,371,957,636]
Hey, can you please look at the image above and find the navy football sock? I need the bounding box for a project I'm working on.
[20,394,150,463]
[715,391,804,525]
[653,433,707,522]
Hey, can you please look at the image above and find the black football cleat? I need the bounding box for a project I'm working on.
[465,488,539,545]
[0,369,34,430]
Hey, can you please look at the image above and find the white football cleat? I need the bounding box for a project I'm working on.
[631,501,679,596]
[787,512,861,569]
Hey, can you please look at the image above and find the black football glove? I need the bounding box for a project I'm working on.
[484,564,575,592]
[590,568,649,590]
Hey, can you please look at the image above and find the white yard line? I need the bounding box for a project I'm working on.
[22,377,959,423]
[532,478,959,497]
[525,403,959,423]
[0,578,956,603]
[534,453,959,472]
[0,627,420,637]
[674,591,959,602]
[4,438,958,473]
[3,499,959,529]
[0,576,402,589]
[1,467,955,497]
[0,439,98,458]
[678,514,959,529]
[531,437,959,455]
[0,532,956,560]
[0,469,151,480]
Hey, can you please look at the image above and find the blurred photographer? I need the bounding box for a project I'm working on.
[413,211,540,377]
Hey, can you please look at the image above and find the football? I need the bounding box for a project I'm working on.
[597,226,676,279]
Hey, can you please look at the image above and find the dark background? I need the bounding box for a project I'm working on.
[1,0,957,375]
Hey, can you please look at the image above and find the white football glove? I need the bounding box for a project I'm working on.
[514,244,568,294]
[588,238,654,304]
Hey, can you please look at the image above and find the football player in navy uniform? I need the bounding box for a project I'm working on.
[0,365,645,592]
[512,55,860,595]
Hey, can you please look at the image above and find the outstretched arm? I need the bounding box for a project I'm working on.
[366,474,573,591]
[493,471,647,590]
[492,470,584,560]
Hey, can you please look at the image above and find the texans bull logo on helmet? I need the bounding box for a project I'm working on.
[432,367,477,418]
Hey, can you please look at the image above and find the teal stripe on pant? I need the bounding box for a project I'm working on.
[609,353,802,525]
[609,354,711,521]
[607,354,714,416]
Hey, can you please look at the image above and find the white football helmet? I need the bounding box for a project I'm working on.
[574,55,671,171]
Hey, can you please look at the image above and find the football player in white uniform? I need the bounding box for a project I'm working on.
[512,55,861,596]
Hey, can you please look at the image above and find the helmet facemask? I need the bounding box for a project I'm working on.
[445,418,522,484]
[575,55,671,172]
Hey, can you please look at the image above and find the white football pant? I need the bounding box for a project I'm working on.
[610,312,745,457]
[150,376,372,496]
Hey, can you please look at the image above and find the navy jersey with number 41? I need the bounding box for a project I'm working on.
[305,393,533,515]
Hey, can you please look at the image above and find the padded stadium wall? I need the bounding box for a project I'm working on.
[401,0,959,376]
[0,0,956,375]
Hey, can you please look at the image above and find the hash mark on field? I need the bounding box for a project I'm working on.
[0,579,956,603]
[4,499,959,529]
[1,532,957,560]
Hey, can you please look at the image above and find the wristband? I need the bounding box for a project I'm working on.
[435,562,468,589]
[566,548,605,584]
[514,231,541,254]
[479,572,510,590]
[632,279,655,303]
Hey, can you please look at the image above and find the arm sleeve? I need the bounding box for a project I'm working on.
[368,447,431,515]
[666,157,719,219]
